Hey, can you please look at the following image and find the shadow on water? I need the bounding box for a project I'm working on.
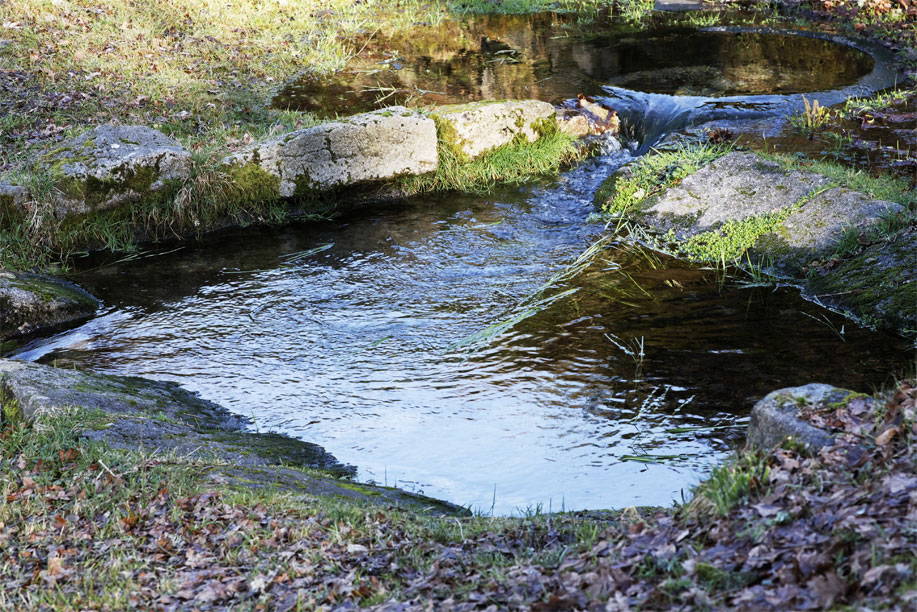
[6,14,912,514]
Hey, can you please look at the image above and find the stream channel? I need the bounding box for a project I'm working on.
[7,15,915,514]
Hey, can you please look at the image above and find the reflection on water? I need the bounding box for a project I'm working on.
[273,14,874,115]
[11,154,912,514]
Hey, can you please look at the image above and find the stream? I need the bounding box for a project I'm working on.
[7,15,914,514]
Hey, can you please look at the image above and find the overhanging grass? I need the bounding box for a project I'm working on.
[400,122,582,196]
[0,156,334,271]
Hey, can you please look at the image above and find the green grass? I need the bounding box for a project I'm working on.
[840,87,915,119]
[756,151,917,208]
[597,142,732,217]
[687,450,770,517]
[400,117,582,196]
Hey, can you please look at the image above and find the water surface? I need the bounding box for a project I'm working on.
[12,154,912,513]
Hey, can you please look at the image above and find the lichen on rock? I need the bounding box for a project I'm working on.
[222,106,438,198]
[35,125,192,216]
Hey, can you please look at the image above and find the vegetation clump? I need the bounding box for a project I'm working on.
[400,117,582,196]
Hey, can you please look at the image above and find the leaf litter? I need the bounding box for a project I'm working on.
[1,379,915,610]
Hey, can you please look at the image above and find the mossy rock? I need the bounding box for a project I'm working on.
[35,125,191,216]
[804,226,917,335]
[430,99,557,160]
[0,271,99,341]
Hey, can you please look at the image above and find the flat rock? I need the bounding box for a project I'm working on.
[0,271,99,341]
[432,100,556,160]
[764,186,902,272]
[36,125,192,215]
[0,358,467,515]
[642,152,833,238]
[747,383,846,451]
[225,106,437,198]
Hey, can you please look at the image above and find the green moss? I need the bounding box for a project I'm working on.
[677,209,794,264]
[334,480,383,497]
[0,382,23,427]
[226,161,282,203]
[429,113,470,164]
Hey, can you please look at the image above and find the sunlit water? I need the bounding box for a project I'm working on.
[7,18,913,514]
[12,152,911,513]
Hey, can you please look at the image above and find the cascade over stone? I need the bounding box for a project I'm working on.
[36,125,192,215]
[431,100,556,160]
[0,271,99,341]
[223,106,438,197]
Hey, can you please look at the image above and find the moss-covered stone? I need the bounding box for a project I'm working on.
[0,272,99,341]
[226,161,283,203]
[34,125,192,216]
[0,357,468,515]
[804,226,917,335]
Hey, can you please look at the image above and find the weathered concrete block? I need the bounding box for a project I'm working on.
[36,125,192,215]
[224,106,438,198]
[0,271,99,341]
[432,100,556,160]
[747,383,844,451]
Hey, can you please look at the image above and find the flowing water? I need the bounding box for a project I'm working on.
[7,15,914,514]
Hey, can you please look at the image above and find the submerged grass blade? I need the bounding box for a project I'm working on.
[448,235,614,353]
[620,453,688,464]
[281,243,334,264]
[449,288,580,351]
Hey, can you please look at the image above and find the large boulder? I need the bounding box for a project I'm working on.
[431,100,556,160]
[640,152,834,239]
[631,153,901,269]
[600,150,912,331]
[747,383,845,451]
[223,106,438,198]
[0,271,99,341]
[35,125,192,216]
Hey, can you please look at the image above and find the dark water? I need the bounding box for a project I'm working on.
[11,153,912,513]
[7,15,913,514]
